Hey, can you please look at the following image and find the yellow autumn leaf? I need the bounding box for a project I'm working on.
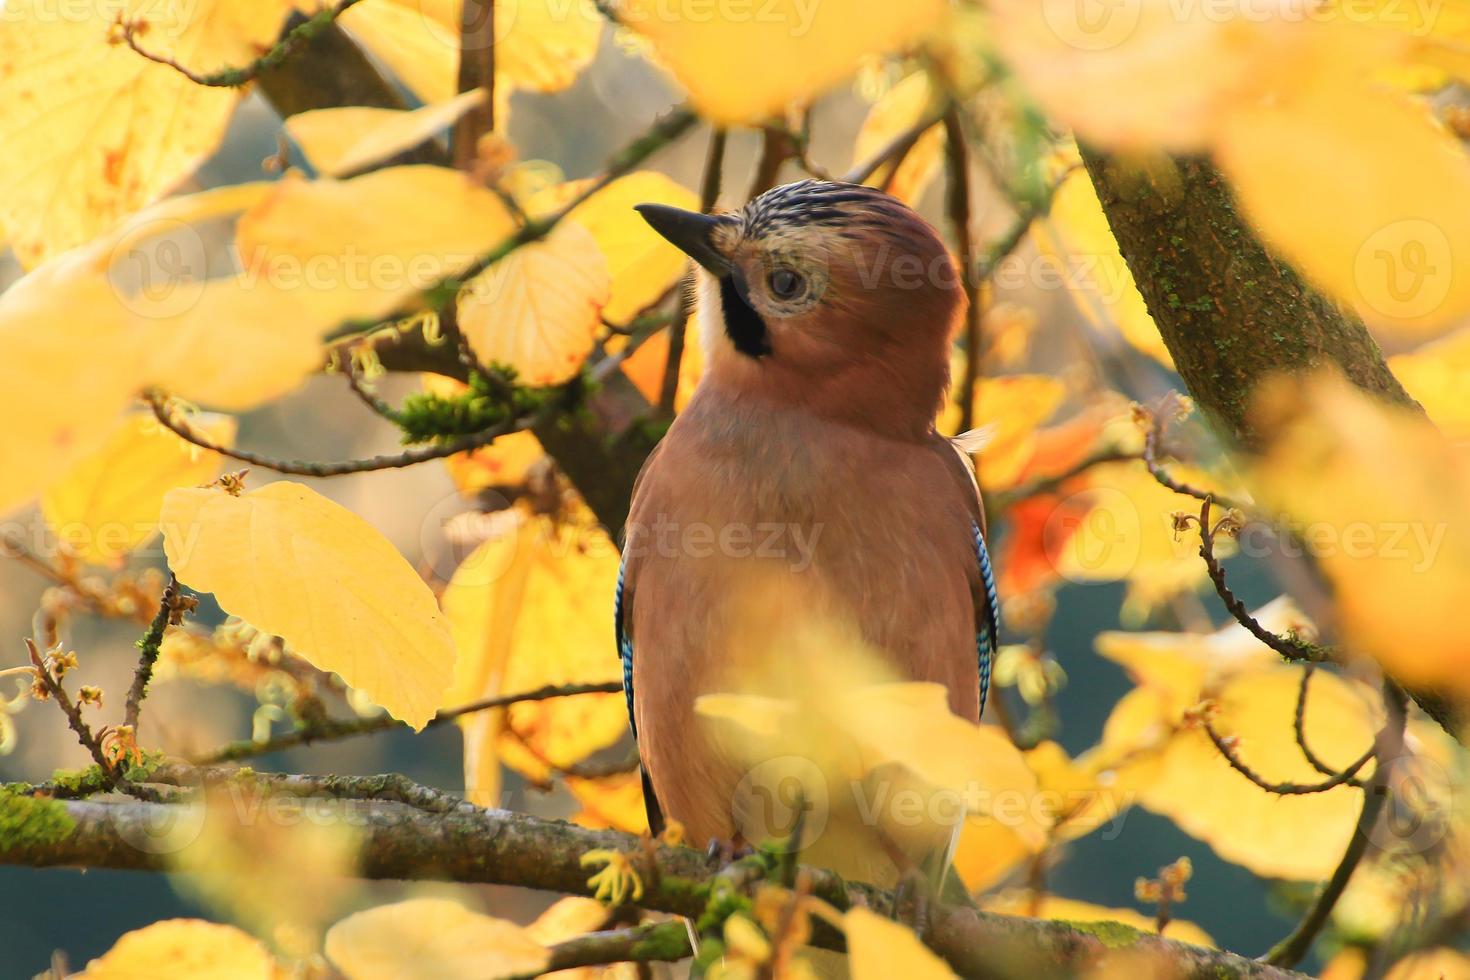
[1053,459,1233,622]
[442,505,626,794]
[526,171,700,324]
[324,897,550,980]
[441,520,525,807]
[844,908,957,980]
[1384,947,1470,980]
[954,739,1137,892]
[524,896,611,946]
[0,0,300,266]
[618,0,948,124]
[167,786,361,960]
[989,0,1306,152]
[851,71,945,207]
[1034,169,1173,368]
[42,411,234,565]
[984,894,1214,948]
[79,919,278,980]
[0,252,150,516]
[1095,596,1312,715]
[284,88,490,177]
[160,481,456,730]
[1100,655,1379,880]
[235,165,518,327]
[622,326,706,412]
[566,771,650,834]
[1391,328,1470,440]
[1251,372,1470,697]
[340,0,602,103]
[1217,79,1470,334]
[457,220,611,385]
[947,374,1066,490]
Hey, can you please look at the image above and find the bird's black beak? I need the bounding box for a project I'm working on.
[635,204,732,276]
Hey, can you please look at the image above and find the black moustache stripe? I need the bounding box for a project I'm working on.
[720,274,771,359]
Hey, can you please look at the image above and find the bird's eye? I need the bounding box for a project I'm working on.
[768,268,804,300]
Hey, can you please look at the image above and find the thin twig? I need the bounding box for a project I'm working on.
[748,125,796,198]
[327,106,698,345]
[1195,497,1324,663]
[117,0,368,87]
[524,922,693,976]
[994,448,1140,507]
[192,680,622,764]
[1200,710,1374,795]
[25,639,116,787]
[1264,681,1408,967]
[123,576,179,732]
[660,127,726,413]
[1294,662,1363,784]
[146,389,527,477]
[943,108,982,434]
[842,109,947,185]
[453,0,496,170]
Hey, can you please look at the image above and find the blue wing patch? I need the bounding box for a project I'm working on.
[972,521,1000,718]
[614,552,636,738]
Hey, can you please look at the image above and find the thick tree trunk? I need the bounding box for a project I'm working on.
[1082,149,1461,736]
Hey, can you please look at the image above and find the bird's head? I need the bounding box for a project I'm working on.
[636,180,965,437]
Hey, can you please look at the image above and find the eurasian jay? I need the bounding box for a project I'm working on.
[618,179,999,884]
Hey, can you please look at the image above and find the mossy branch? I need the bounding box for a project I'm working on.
[0,772,1308,980]
[1080,149,1461,739]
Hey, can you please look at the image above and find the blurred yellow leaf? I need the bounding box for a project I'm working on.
[236,166,518,327]
[341,0,602,103]
[990,0,1300,152]
[1217,80,1470,334]
[622,327,705,412]
[441,506,626,791]
[167,786,361,960]
[0,252,149,516]
[1099,640,1380,879]
[939,373,1066,489]
[0,181,300,513]
[458,220,610,384]
[619,0,948,124]
[524,896,611,945]
[43,411,234,565]
[0,0,300,266]
[851,72,945,206]
[325,897,549,980]
[1390,329,1470,440]
[161,481,455,730]
[1034,169,1173,368]
[79,919,278,979]
[567,771,650,834]
[984,894,1214,948]
[844,908,957,980]
[955,740,1136,892]
[1053,460,1229,621]
[284,88,490,177]
[1385,948,1470,980]
[1252,373,1470,697]
[527,171,699,324]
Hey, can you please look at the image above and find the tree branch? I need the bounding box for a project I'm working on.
[0,781,1310,980]
[1079,148,1462,738]
[659,127,726,414]
[118,0,369,88]
[1264,681,1408,967]
[192,681,623,765]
